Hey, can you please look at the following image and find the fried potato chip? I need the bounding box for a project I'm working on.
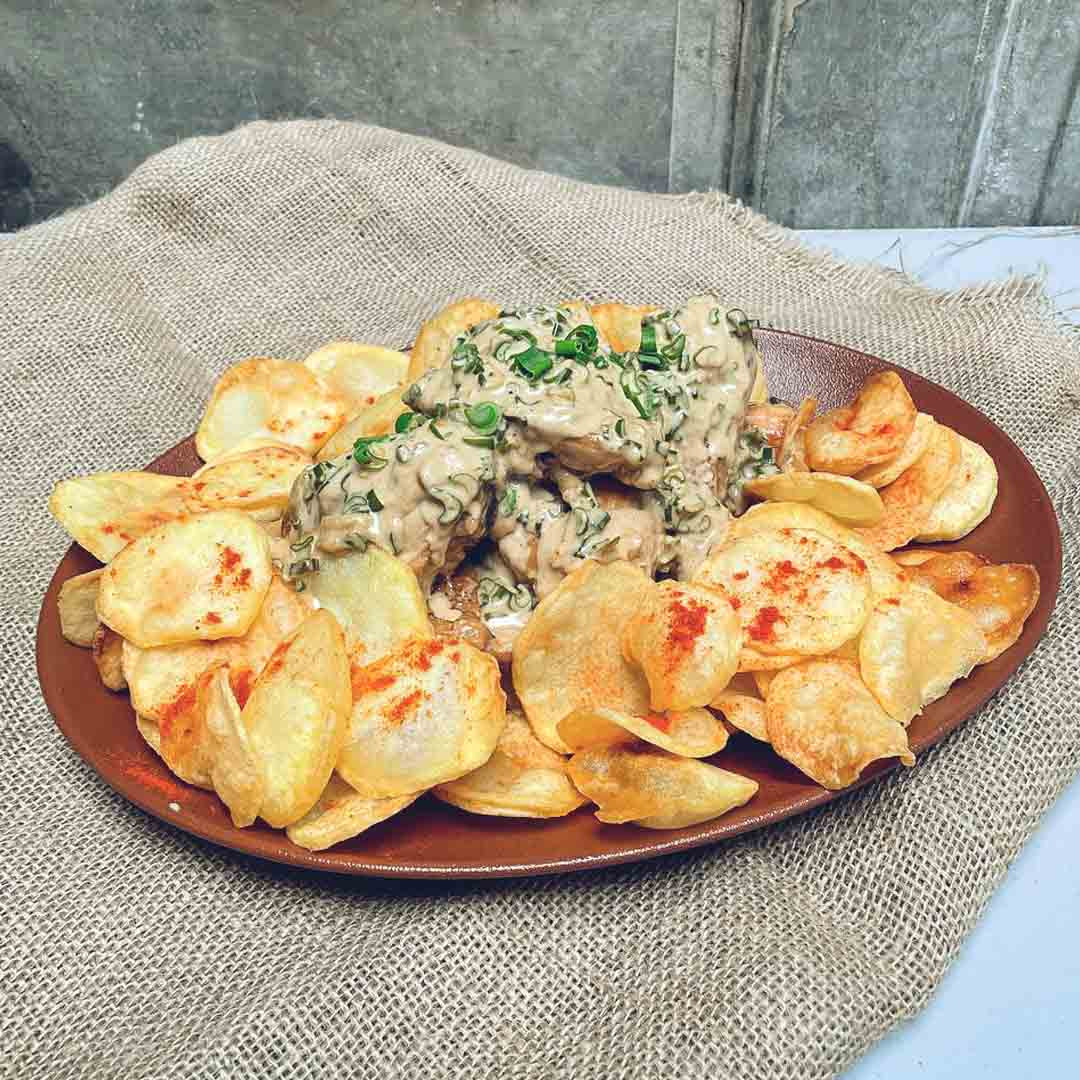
[916,433,998,542]
[745,471,884,527]
[567,744,758,828]
[749,355,770,406]
[184,444,311,521]
[92,624,126,691]
[805,371,917,475]
[695,528,871,657]
[856,412,935,488]
[302,342,409,415]
[339,637,506,799]
[751,669,778,698]
[588,302,660,352]
[889,548,945,567]
[154,662,219,789]
[710,691,768,742]
[558,705,728,758]
[58,569,103,647]
[622,580,741,711]
[201,665,262,827]
[242,610,352,827]
[433,709,587,818]
[906,553,1040,663]
[286,776,421,850]
[406,298,501,383]
[98,511,272,647]
[196,357,348,460]
[765,659,914,789]
[858,588,985,725]
[200,436,299,465]
[315,388,409,461]
[744,403,795,455]
[737,647,805,672]
[136,714,163,756]
[779,397,816,471]
[854,422,960,551]
[49,472,189,563]
[304,545,431,667]
[512,560,653,753]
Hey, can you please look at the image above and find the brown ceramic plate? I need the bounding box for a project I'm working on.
[36,329,1061,878]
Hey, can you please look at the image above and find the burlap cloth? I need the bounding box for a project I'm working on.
[2,120,1077,1080]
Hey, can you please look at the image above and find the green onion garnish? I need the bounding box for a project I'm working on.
[512,345,554,380]
[465,401,501,435]
[352,435,390,468]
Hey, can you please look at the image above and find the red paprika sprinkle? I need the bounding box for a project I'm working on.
[644,712,672,733]
[748,605,783,643]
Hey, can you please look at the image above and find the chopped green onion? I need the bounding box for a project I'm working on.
[464,435,496,449]
[620,365,657,420]
[429,420,447,440]
[614,418,627,438]
[465,401,501,434]
[726,308,756,339]
[499,486,518,515]
[366,489,384,512]
[394,411,423,434]
[511,345,554,380]
[352,435,390,468]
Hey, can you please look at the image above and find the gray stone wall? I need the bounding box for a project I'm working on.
[2,0,1077,231]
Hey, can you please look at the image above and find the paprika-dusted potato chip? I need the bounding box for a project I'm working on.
[916,433,998,542]
[751,669,778,698]
[340,637,505,799]
[406,298,501,383]
[98,511,272,647]
[302,342,409,415]
[589,302,660,353]
[710,691,768,742]
[854,422,960,551]
[804,371,917,475]
[513,560,653,753]
[765,659,914,789]
[434,709,587,818]
[201,665,263,828]
[92,624,126,691]
[154,663,220,790]
[48,472,189,563]
[567,744,758,828]
[184,443,312,521]
[856,412,935,488]
[859,588,986,725]
[199,435,299,465]
[136,714,163,757]
[287,776,422,851]
[737,647,804,673]
[315,388,409,461]
[196,357,348,460]
[58,568,103,647]
[744,471,883,527]
[558,705,729,758]
[622,580,741,711]
[695,527,871,658]
[242,610,352,827]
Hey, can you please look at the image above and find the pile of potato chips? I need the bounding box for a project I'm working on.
[50,303,1041,851]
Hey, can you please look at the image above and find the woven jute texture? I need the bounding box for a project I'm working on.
[2,121,1078,1080]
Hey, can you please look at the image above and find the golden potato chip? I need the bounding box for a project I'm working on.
[622,580,741,711]
[154,662,218,790]
[184,444,311,521]
[805,371,917,475]
[339,637,506,799]
[744,403,795,455]
[58,569,103,647]
[745,471,884,527]
[858,588,985,725]
[737,647,804,672]
[315,388,409,461]
[287,776,421,851]
[92,624,126,691]
[567,744,758,829]
[201,665,262,827]
[779,397,816,471]
[748,356,770,406]
[200,436,299,465]
[710,691,768,742]
[512,561,653,753]
[558,705,728,758]
[889,548,945,567]
[136,714,163,756]
[906,554,1040,663]
[242,610,352,827]
[854,422,960,551]
[406,298,501,383]
[916,433,998,542]
[98,511,272,647]
[48,472,189,563]
[589,302,660,352]
[434,709,587,818]
[856,412,935,488]
[695,527,871,658]
[751,669,778,698]
[195,357,348,461]
[302,342,409,415]
[765,659,914,789]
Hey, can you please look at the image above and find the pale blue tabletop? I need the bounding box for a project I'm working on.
[795,227,1079,1079]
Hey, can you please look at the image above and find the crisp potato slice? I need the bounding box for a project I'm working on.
[201,665,263,827]
[856,412,935,488]
[315,388,409,461]
[98,511,272,647]
[855,423,960,551]
[710,691,768,742]
[916,433,998,542]
[136,714,163,756]
[748,356,770,406]
[184,444,311,521]
[889,548,945,567]
[779,397,816,471]
[512,561,653,753]
[406,298,501,383]
[558,706,728,758]
[92,625,126,690]
[765,659,914,789]
[751,669,778,698]
[906,554,1040,663]
[805,371,917,475]
[859,588,985,725]
[622,580,741,711]
[154,663,218,789]
[196,357,348,460]
[200,436,299,465]
[434,709,587,818]
[303,342,409,414]
[287,775,421,850]
[242,610,352,827]
[304,545,431,666]
[737,647,804,672]
[695,527,871,657]
[745,472,883,527]
[49,472,189,563]
[340,637,506,799]
[589,302,660,352]
[745,403,795,455]
[58,569,103,647]
[567,745,758,828]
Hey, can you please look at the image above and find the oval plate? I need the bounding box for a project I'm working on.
[36,330,1061,878]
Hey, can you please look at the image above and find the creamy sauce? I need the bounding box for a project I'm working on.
[283,296,768,644]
